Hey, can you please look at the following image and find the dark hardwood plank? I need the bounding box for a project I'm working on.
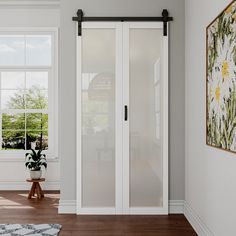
[0,191,197,236]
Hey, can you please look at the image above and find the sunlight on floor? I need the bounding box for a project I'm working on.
[0,196,33,209]
[0,192,60,209]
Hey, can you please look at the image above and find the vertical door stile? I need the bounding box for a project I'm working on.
[115,22,123,214]
[122,22,130,214]
[162,22,169,214]
[76,22,82,214]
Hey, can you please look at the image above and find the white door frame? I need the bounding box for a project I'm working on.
[76,22,169,215]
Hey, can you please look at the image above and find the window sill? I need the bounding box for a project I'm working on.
[0,153,59,162]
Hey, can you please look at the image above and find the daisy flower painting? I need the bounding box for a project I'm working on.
[207,0,236,153]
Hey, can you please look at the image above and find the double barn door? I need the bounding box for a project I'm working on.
[76,22,168,214]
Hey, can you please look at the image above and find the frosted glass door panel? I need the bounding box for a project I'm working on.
[129,29,163,207]
[81,29,116,207]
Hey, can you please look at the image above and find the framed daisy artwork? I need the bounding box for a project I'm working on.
[206,0,236,153]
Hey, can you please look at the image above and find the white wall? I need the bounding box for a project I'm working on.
[0,159,59,190]
[185,0,236,235]
[60,0,185,203]
[0,2,60,190]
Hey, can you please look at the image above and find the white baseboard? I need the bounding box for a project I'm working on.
[58,199,214,236]
[58,200,76,214]
[0,181,60,191]
[58,200,185,215]
[184,201,214,236]
[169,200,184,214]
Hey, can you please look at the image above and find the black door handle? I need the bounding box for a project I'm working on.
[124,105,128,121]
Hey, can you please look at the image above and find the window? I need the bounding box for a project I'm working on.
[0,29,58,157]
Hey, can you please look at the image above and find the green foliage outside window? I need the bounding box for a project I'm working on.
[1,86,48,150]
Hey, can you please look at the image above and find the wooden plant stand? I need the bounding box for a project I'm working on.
[27,178,45,199]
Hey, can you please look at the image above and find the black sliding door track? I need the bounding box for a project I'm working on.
[72,9,173,36]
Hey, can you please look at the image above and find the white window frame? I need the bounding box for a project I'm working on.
[0,27,58,160]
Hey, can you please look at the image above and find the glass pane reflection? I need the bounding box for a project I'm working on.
[81,29,116,207]
[129,28,163,207]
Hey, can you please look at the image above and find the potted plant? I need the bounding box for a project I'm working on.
[25,149,47,179]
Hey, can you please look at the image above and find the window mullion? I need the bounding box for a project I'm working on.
[24,70,26,150]
[1,109,48,114]
[24,35,26,66]
[0,71,2,150]
[0,66,52,71]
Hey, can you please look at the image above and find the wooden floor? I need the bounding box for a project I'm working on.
[0,191,197,236]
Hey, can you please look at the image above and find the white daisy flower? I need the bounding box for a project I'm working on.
[208,33,236,127]
[214,35,235,85]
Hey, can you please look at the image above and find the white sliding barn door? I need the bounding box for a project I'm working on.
[76,22,123,214]
[76,22,168,215]
[123,22,168,214]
